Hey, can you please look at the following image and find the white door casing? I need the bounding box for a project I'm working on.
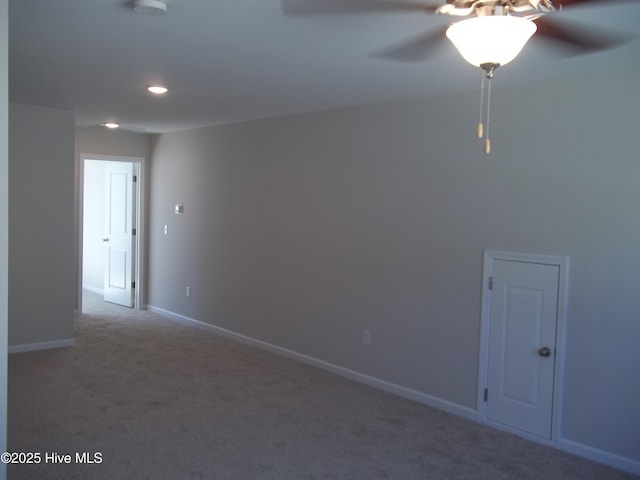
[478,251,569,445]
[103,162,135,307]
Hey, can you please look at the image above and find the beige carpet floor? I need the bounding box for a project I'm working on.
[7,291,638,479]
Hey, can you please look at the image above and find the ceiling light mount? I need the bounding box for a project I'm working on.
[133,0,167,15]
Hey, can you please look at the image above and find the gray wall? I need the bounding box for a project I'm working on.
[1,0,9,472]
[75,127,151,160]
[148,66,640,464]
[9,103,75,346]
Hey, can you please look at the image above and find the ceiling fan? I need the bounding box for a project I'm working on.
[282,0,635,153]
[281,0,633,64]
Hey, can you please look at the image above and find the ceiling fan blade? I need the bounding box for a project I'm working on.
[372,27,448,61]
[534,17,633,55]
[281,0,439,16]
[554,0,638,8]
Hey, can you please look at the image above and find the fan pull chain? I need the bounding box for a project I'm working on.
[484,73,492,155]
[477,71,485,139]
[478,63,498,155]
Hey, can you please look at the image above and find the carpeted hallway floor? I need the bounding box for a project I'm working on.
[7,291,638,479]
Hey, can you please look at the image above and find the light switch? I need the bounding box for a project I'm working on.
[164,225,168,235]
[175,204,183,215]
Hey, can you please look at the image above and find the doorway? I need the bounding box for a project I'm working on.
[79,155,145,313]
[478,250,569,445]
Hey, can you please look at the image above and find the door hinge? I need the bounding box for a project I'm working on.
[488,276,493,290]
[133,175,137,183]
[132,228,137,236]
[484,388,488,402]
[131,281,135,289]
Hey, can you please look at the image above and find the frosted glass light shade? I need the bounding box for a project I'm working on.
[446,16,537,67]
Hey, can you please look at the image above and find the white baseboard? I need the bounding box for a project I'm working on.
[147,304,476,421]
[9,338,76,354]
[558,437,640,476]
[82,284,103,295]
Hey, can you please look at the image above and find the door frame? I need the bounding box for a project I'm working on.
[477,250,570,446]
[77,154,146,312]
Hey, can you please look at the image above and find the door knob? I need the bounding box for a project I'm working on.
[538,346,552,358]
[102,238,109,242]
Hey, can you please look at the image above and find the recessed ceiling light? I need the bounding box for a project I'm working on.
[133,0,167,15]
[102,122,120,129]
[147,85,168,95]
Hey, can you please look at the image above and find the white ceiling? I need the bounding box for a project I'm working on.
[9,0,640,133]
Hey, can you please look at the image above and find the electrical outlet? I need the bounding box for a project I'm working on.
[164,224,168,235]
[362,330,372,346]
[186,286,191,298]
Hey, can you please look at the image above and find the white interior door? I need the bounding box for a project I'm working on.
[103,162,135,307]
[484,258,559,440]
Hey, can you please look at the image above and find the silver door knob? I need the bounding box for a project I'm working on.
[102,238,109,242]
[538,346,551,358]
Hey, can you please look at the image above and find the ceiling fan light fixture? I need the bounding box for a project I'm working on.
[102,122,120,129]
[446,16,537,68]
[133,0,167,15]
